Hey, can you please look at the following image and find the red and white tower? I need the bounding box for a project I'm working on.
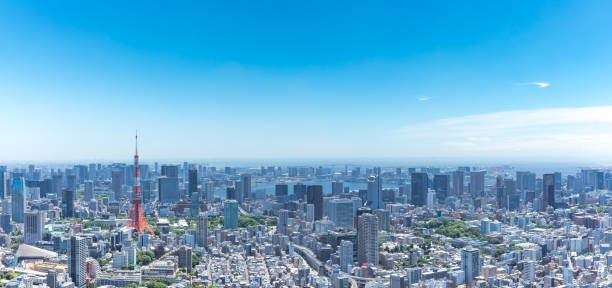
[127,132,153,234]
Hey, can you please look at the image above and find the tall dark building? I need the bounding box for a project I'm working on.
[62,189,75,218]
[307,185,323,221]
[188,167,198,198]
[433,174,449,203]
[294,183,307,201]
[543,174,555,210]
[226,186,236,200]
[275,184,288,198]
[495,176,506,210]
[411,173,428,206]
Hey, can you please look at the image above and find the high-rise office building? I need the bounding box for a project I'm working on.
[141,179,155,202]
[332,180,343,196]
[277,209,289,235]
[67,174,77,192]
[433,174,449,203]
[375,209,390,231]
[11,177,25,223]
[357,213,378,266]
[307,185,323,221]
[411,173,428,206]
[24,210,44,244]
[0,213,11,234]
[188,167,198,198]
[239,173,251,203]
[461,248,480,284]
[367,174,382,209]
[340,240,353,273]
[52,174,63,200]
[543,174,555,210]
[226,186,236,200]
[62,189,75,218]
[196,212,208,248]
[68,236,87,288]
[275,184,288,199]
[223,200,239,229]
[294,183,307,201]
[84,180,94,202]
[0,167,6,200]
[452,170,464,196]
[330,199,354,229]
[161,165,179,178]
[158,176,179,203]
[111,170,122,201]
[495,176,506,210]
[204,181,215,202]
[470,171,486,197]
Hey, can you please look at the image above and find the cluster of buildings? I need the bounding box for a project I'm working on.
[1,154,612,288]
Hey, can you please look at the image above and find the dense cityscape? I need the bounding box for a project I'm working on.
[2,1,612,288]
[0,135,609,288]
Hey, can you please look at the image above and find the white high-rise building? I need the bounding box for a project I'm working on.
[340,240,353,273]
[68,236,87,288]
[523,261,536,282]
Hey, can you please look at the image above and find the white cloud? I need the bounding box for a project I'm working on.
[396,106,612,160]
[417,96,432,101]
[519,82,550,88]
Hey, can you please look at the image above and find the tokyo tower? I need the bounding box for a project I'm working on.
[127,133,154,234]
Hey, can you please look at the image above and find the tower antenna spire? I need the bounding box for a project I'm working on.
[135,130,138,156]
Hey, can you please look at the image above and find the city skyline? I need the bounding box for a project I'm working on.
[1,1,612,161]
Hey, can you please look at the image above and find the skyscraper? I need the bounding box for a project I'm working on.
[196,212,208,248]
[357,213,378,266]
[411,173,428,206]
[111,170,122,201]
[188,167,198,198]
[69,236,87,288]
[0,167,6,200]
[275,184,288,199]
[470,171,486,197]
[367,174,382,209]
[433,174,449,203]
[543,174,555,210]
[332,180,343,196]
[24,210,44,244]
[159,176,180,203]
[306,185,323,221]
[294,183,307,201]
[62,189,74,218]
[239,173,251,203]
[461,248,480,285]
[277,209,289,235]
[330,199,354,229]
[452,170,464,196]
[223,200,239,229]
[84,180,94,202]
[11,177,25,223]
[340,240,353,273]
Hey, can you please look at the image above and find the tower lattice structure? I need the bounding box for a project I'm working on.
[127,133,154,234]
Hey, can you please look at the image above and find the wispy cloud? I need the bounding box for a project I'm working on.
[417,96,432,101]
[518,82,550,88]
[396,106,612,160]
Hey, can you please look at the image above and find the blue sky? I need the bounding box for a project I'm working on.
[1,1,612,162]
